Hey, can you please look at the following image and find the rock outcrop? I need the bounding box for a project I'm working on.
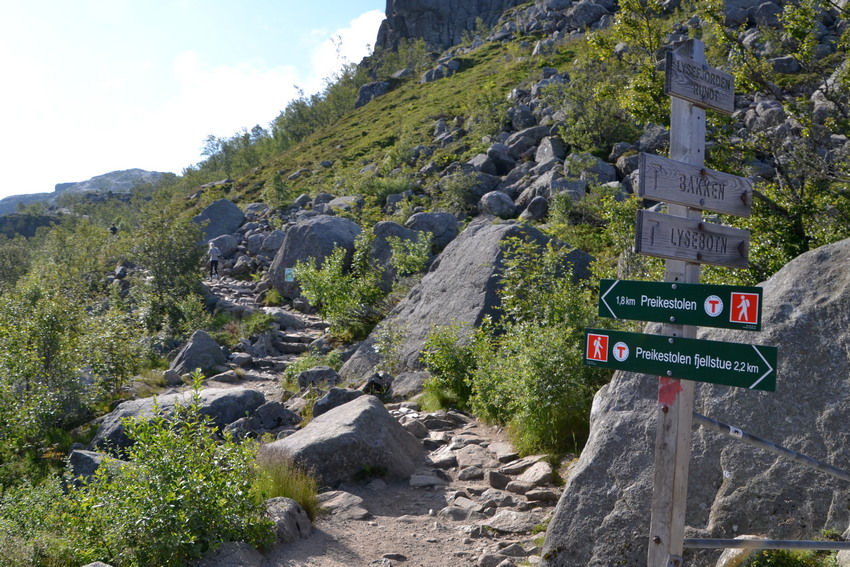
[376,0,527,52]
[259,395,426,487]
[90,388,266,454]
[268,215,362,300]
[339,218,593,380]
[542,237,850,566]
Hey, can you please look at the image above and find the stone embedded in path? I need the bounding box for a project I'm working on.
[483,509,546,534]
[317,490,371,521]
[266,497,312,543]
[259,395,425,487]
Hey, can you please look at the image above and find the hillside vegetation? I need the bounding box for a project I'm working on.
[0,0,849,565]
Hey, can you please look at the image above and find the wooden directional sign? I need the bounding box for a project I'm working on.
[598,279,762,330]
[665,52,735,115]
[638,153,752,217]
[636,210,750,269]
[584,328,777,391]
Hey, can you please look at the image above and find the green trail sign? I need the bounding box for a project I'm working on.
[598,279,762,331]
[584,328,777,391]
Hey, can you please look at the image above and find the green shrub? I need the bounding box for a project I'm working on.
[388,231,432,278]
[420,323,486,411]
[254,453,319,521]
[293,231,387,340]
[240,311,276,339]
[744,549,837,567]
[64,381,274,566]
[0,476,73,567]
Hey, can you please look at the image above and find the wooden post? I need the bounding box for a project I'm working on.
[647,39,706,567]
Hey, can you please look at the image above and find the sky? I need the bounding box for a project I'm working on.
[0,0,386,199]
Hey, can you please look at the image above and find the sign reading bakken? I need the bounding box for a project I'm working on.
[638,153,752,217]
[636,210,750,268]
[584,328,776,391]
[665,52,735,115]
[598,279,762,331]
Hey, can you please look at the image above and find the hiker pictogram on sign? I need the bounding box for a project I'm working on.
[587,333,609,362]
[730,292,759,324]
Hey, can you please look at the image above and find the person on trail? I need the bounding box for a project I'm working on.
[208,241,221,279]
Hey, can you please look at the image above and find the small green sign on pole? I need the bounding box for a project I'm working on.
[598,279,763,331]
[584,328,777,391]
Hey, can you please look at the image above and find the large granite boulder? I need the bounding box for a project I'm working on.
[258,395,425,487]
[404,211,459,249]
[339,219,593,380]
[192,199,245,242]
[90,388,266,454]
[268,216,362,300]
[542,237,850,567]
[168,330,227,377]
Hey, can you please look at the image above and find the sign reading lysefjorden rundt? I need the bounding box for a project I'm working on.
[598,279,762,331]
[584,328,776,391]
[665,51,735,115]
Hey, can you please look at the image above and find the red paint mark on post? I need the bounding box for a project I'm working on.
[658,377,683,405]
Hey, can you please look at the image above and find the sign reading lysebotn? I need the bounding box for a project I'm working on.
[584,328,777,391]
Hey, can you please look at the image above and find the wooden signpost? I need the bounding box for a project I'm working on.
[635,209,751,268]
[581,39,778,566]
[637,152,753,217]
[664,51,736,115]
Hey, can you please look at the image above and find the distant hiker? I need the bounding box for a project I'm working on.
[208,241,221,279]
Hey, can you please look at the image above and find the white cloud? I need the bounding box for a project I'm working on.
[303,9,385,94]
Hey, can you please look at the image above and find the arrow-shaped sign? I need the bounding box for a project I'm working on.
[598,279,763,331]
[584,328,777,391]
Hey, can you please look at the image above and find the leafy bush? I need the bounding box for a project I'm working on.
[471,238,611,454]
[294,231,386,340]
[420,323,486,411]
[388,230,432,278]
[64,382,274,566]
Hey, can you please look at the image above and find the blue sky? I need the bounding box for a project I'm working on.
[0,1,385,199]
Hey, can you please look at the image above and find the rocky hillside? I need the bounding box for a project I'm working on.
[0,168,169,216]
[5,1,850,566]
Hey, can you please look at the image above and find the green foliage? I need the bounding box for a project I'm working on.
[0,476,74,566]
[466,78,511,141]
[129,201,204,333]
[262,171,294,209]
[429,171,479,215]
[744,549,837,567]
[421,323,484,410]
[64,381,274,566]
[372,38,433,81]
[586,0,671,125]
[356,175,418,207]
[293,230,387,340]
[387,231,432,278]
[0,235,31,291]
[543,58,641,153]
[254,452,320,520]
[471,238,612,454]
[240,311,276,339]
[84,304,145,399]
[0,283,88,464]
